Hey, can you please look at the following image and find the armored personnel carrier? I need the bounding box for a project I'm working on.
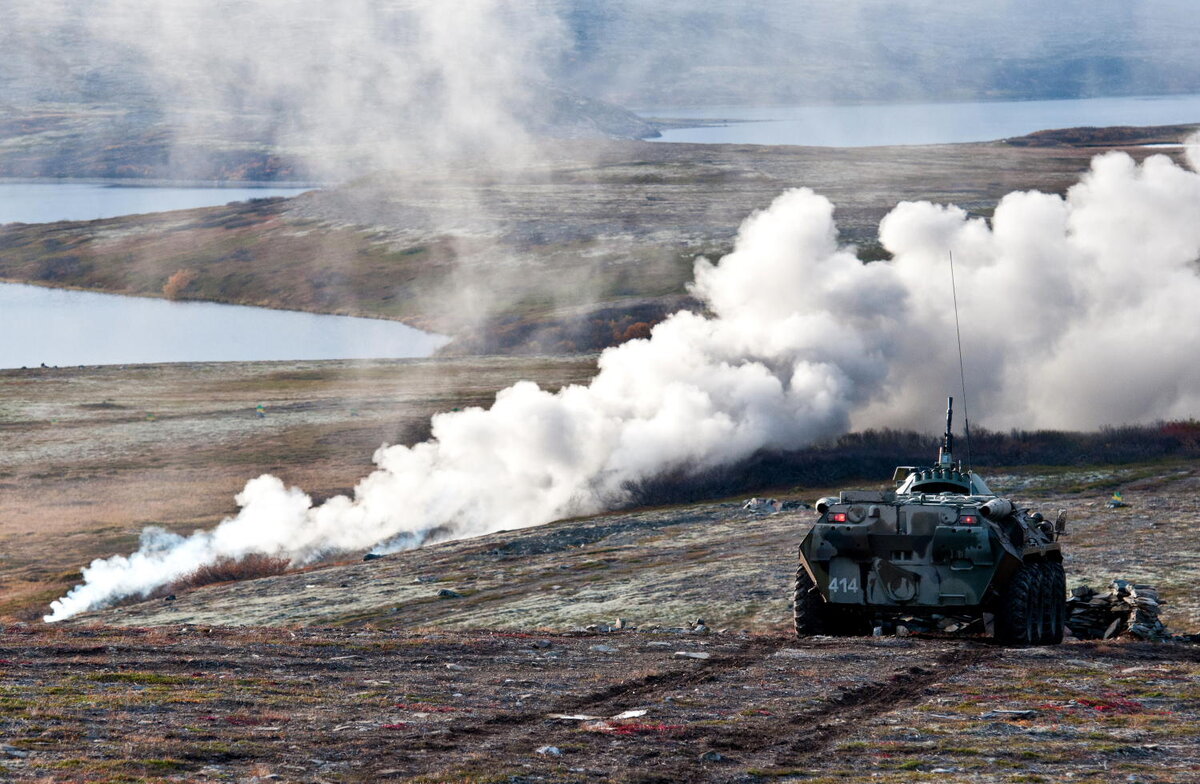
[795,399,1066,644]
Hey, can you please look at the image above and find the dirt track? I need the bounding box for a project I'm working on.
[2,625,1198,782]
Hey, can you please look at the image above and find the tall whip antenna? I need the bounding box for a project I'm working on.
[948,250,973,471]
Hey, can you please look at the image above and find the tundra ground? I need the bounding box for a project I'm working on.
[2,626,1199,783]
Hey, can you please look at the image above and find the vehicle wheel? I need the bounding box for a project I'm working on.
[995,561,1039,645]
[1029,562,1048,644]
[1044,561,1066,645]
[793,564,828,637]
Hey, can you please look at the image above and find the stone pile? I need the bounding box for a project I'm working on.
[1066,579,1170,641]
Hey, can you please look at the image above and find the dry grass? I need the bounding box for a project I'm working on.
[169,554,292,592]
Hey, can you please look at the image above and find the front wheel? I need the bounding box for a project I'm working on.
[996,560,1064,645]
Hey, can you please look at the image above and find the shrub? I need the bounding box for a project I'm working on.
[620,322,652,342]
[162,268,199,300]
[169,554,291,593]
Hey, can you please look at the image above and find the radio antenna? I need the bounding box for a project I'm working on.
[948,250,973,472]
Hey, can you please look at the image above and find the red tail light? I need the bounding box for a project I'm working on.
[829,512,848,523]
[959,514,978,526]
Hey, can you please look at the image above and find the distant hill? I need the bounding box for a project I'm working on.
[553,0,1200,107]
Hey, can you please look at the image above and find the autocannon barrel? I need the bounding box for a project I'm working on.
[980,498,1014,520]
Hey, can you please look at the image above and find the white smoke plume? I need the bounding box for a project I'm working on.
[5,0,566,177]
[46,143,1200,621]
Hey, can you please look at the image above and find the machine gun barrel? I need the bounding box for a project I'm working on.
[938,396,955,466]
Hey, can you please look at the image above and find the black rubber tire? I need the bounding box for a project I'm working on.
[995,561,1039,645]
[1030,562,1049,644]
[1044,561,1066,645]
[793,564,827,637]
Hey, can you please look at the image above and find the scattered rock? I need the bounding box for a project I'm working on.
[437,588,464,599]
[361,553,383,561]
[1068,580,1171,641]
[530,639,553,649]
[674,651,711,660]
[536,745,563,756]
[1,744,29,758]
[742,497,783,513]
[982,709,1037,719]
[773,648,819,659]
[699,751,725,763]
[589,644,618,653]
[445,663,466,671]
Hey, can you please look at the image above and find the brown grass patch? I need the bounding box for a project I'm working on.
[163,554,292,595]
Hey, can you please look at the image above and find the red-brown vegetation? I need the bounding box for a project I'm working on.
[168,553,291,593]
[162,267,199,300]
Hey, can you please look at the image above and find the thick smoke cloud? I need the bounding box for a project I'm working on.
[46,142,1200,621]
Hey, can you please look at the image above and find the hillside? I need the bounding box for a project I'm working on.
[556,0,1200,106]
[0,357,596,622]
[4,461,1200,782]
[78,465,1200,635]
[3,130,1193,355]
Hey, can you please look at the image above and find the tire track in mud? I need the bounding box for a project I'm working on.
[408,635,793,776]
[758,645,1001,768]
[551,635,792,715]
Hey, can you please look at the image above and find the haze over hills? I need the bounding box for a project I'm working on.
[7,1,1200,113]
[556,0,1200,107]
[3,0,1200,182]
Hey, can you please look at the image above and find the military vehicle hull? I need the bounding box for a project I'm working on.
[793,399,1066,644]
[796,491,1065,643]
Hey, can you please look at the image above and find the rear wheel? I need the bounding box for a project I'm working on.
[793,564,827,637]
[1029,563,1048,643]
[1044,561,1066,645]
[794,564,871,637]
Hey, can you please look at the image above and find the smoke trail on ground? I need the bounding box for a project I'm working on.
[46,142,1200,620]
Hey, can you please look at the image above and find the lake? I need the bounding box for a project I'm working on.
[642,93,1200,147]
[0,283,448,369]
[0,183,312,225]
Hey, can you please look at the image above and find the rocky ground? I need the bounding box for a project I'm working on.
[73,463,1200,637]
[4,362,1200,784]
[1,625,1198,783]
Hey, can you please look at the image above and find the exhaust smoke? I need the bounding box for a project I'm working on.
[46,141,1200,621]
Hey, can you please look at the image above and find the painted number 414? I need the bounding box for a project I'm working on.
[830,576,859,593]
